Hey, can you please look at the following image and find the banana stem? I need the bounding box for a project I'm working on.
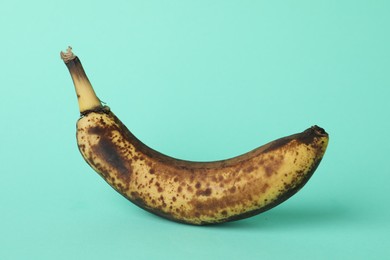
[61,47,102,114]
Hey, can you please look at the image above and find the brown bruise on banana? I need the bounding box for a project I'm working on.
[76,108,328,225]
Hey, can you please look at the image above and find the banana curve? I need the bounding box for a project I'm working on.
[76,107,328,225]
[62,47,329,225]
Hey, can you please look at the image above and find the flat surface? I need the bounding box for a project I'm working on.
[1,1,389,259]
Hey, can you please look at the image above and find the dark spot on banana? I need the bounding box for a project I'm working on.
[264,166,274,177]
[90,131,133,182]
[284,182,292,190]
[187,185,194,193]
[244,165,255,173]
[149,168,155,174]
[98,118,106,126]
[259,155,283,177]
[146,161,152,167]
[78,144,85,152]
[88,126,105,136]
[229,186,236,193]
[134,196,146,207]
[177,186,183,193]
[196,188,212,197]
[190,193,245,218]
[195,182,201,189]
[261,183,269,193]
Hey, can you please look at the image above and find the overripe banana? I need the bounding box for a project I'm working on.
[61,47,329,225]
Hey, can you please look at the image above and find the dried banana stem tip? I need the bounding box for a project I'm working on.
[60,46,76,63]
[61,46,102,113]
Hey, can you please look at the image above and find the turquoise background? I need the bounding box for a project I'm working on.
[1,0,389,259]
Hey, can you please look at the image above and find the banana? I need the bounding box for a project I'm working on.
[61,47,329,225]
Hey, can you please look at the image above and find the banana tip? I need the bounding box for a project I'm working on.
[310,125,328,137]
[60,46,75,63]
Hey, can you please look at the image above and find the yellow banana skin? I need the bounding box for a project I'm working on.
[62,47,329,225]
